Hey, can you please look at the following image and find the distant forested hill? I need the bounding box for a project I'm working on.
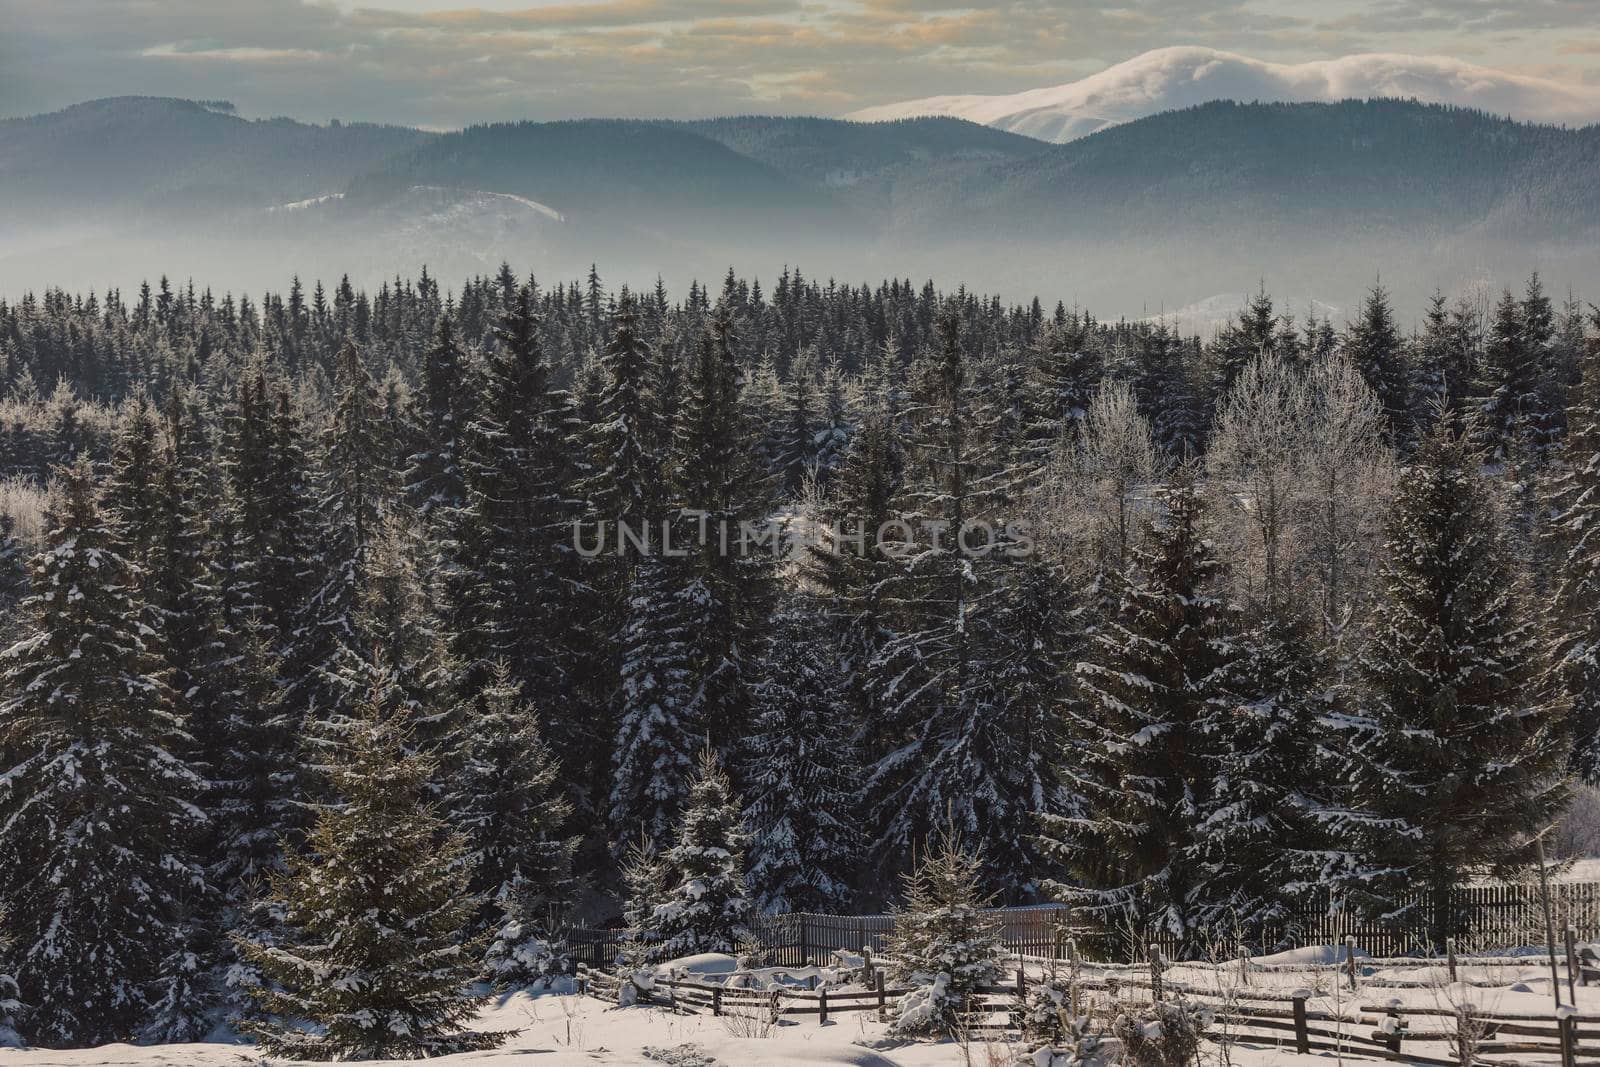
[0,97,433,216]
[1,95,1596,312]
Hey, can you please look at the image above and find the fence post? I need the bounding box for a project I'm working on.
[819,985,828,1025]
[1147,944,1163,1003]
[1345,936,1358,992]
[1237,943,1250,988]
[1383,1001,1403,1055]
[1291,993,1309,1055]
[1567,925,1581,1003]
[1562,1013,1578,1067]
[1016,964,1027,1000]
[1068,938,1080,1018]
[1455,1007,1473,1067]
[1446,937,1457,984]
[712,986,722,1017]
[800,913,810,967]
[876,967,887,1022]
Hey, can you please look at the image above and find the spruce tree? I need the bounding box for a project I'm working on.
[448,285,592,789]
[1550,331,1600,781]
[447,661,577,934]
[299,338,387,728]
[0,513,25,646]
[1477,288,1537,462]
[651,748,754,961]
[236,674,510,1059]
[885,825,1002,1037]
[744,597,861,914]
[1026,318,1102,467]
[673,304,775,763]
[1344,283,1409,442]
[1038,473,1238,953]
[1196,613,1328,944]
[404,309,471,521]
[0,456,206,1047]
[868,307,1049,893]
[618,834,669,968]
[609,554,700,848]
[1337,416,1570,949]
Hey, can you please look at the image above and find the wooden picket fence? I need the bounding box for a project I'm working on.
[1145,881,1600,960]
[566,904,1072,970]
[566,883,1600,970]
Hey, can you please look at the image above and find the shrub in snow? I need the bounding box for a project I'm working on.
[886,826,1003,1037]
[1110,999,1209,1067]
[482,878,571,991]
[650,748,754,962]
[1025,1014,1109,1067]
[235,681,512,1059]
[618,835,669,969]
[1021,977,1075,1045]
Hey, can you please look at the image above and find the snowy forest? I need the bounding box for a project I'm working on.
[0,263,1596,1051]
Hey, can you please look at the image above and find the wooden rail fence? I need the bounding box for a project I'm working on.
[581,953,1600,1065]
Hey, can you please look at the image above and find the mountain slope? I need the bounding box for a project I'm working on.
[347,119,849,232]
[0,97,433,216]
[847,47,1600,143]
[908,99,1600,240]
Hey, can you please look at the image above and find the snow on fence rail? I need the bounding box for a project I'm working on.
[566,882,1600,969]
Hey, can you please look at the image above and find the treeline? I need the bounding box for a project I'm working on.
[0,263,1595,1048]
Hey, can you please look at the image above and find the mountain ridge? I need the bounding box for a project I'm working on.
[1,94,1596,315]
[846,46,1600,142]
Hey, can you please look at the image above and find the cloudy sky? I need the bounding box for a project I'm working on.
[3,0,1598,127]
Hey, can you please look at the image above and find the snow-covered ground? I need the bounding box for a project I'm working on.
[5,946,1600,1066]
[0,990,998,1067]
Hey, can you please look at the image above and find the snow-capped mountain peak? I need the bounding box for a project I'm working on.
[845,46,1600,142]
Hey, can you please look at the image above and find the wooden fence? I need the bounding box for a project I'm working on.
[582,954,1600,1065]
[568,882,1600,970]
[565,905,1072,970]
[1145,881,1600,959]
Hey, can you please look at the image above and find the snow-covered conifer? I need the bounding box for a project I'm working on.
[886,826,1002,1037]
[236,675,509,1060]
[0,456,207,1046]
[1335,415,1570,949]
[651,748,754,961]
[1038,472,1237,955]
[744,597,860,914]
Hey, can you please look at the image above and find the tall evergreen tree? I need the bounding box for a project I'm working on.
[1335,416,1570,949]
[650,748,754,961]
[236,674,509,1060]
[1196,614,1328,944]
[1344,283,1409,442]
[1038,473,1238,953]
[0,457,207,1047]
[447,661,577,932]
[1476,288,1537,462]
[1550,322,1600,781]
[404,309,471,521]
[673,304,775,763]
[609,553,700,849]
[744,598,861,914]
